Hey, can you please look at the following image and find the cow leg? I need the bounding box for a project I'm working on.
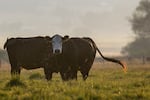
[71,72,77,80]
[60,67,77,81]
[59,65,69,81]
[64,65,78,80]
[44,67,52,81]
[59,64,78,81]
[69,70,78,80]
[9,57,20,78]
[11,65,21,79]
[80,61,93,81]
[80,70,88,80]
[11,68,21,75]
[80,65,89,80]
[60,71,68,81]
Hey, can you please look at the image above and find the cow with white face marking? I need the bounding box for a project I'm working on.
[52,35,126,80]
[52,34,63,54]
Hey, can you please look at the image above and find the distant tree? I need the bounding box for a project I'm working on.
[131,0,150,37]
[122,0,150,57]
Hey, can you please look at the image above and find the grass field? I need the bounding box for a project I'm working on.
[0,62,150,100]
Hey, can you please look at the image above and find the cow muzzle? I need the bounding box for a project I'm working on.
[54,49,61,54]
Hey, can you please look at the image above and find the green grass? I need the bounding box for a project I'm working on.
[0,63,150,100]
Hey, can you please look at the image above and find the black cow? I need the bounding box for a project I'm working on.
[57,37,96,80]
[4,35,126,81]
[54,36,126,80]
[3,35,69,80]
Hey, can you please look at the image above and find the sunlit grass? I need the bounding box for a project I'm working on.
[0,63,150,100]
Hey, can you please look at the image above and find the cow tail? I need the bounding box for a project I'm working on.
[84,37,127,72]
[96,46,127,72]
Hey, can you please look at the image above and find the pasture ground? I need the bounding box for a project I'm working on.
[0,62,150,100]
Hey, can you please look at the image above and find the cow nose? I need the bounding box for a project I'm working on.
[55,49,60,54]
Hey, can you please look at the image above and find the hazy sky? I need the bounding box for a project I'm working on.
[0,0,140,55]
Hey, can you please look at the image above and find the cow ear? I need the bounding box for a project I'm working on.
[45,36,52,43]
[45,36,51,38]
[64,35,69,39]
[63,35,69,42]
[45,36,51,40]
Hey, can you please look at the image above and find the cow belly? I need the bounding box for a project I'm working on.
[18,62,44,70]
[23,66,42,70]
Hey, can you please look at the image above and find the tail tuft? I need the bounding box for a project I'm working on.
[120,61,127,73]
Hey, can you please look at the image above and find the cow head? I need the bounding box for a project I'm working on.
[51,34,69,54]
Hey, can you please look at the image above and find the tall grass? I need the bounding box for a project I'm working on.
[0,63,150,100]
